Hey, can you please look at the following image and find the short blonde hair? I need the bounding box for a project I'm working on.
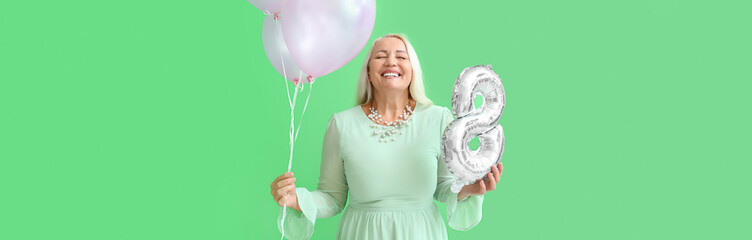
[356,34,433,106]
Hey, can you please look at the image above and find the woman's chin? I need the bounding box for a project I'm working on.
[380,78,408,84]
[377,86,410,93]
[373,78,408,90]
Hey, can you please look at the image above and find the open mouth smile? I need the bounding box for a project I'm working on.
[380,70,402,79]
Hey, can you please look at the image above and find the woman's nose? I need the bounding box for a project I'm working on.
[385,57,397,66]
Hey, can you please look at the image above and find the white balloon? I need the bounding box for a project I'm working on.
[247,0,282,14]
[280,0,376,77]
[442,65,506,193]
[262,15,309,84]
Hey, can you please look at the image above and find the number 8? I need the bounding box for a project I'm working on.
[442,65,505,193]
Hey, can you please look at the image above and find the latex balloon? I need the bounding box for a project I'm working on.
[247,0,282,14]
[262,15,309,85]
[442,65,506,193]
[281,0,376,77]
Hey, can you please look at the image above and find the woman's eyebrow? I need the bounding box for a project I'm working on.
[375,50,407,54]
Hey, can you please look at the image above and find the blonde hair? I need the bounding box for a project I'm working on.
[356,34,433,106]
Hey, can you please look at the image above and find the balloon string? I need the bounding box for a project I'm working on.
[294,81,314,142]
[280,82,299,240]
[282,70,292,109]
[279,76,316,240]
[275,19,314,239]
[278,18,293,237]
[288,84,299,173]
[281,205,287,240]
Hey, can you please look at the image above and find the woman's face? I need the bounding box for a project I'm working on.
[368,37,412,94]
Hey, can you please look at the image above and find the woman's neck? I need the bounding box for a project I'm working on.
[370,90,413,122]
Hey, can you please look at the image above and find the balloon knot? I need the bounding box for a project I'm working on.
[307,75,314,83]
[293,78,299,85]
[273,12,280,20]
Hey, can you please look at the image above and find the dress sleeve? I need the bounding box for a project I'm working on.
[277,116,349,240]
[433,107,484,231]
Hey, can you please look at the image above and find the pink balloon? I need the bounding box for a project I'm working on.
[262,15,309,85]
[281,0,376,78]
[247,0,282,14]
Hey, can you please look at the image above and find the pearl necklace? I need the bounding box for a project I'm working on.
[368,104,414,142]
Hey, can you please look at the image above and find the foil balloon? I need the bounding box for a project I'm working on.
[262,15,310,85]
[442,65,505,193]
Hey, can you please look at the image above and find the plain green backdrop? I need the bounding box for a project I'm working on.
[1,0,750,239]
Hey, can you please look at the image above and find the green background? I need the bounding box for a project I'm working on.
[1,0,750,239]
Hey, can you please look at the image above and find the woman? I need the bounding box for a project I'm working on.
[269,33,503,240]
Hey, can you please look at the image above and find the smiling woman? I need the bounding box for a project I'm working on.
[269,33,503,240]
[357,34,432,107]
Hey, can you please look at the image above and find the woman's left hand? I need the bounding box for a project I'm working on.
[457,162,503,200]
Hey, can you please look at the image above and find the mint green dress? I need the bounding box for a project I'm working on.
[277,103,484,240]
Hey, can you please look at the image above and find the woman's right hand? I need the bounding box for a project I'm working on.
[270,172,301,211]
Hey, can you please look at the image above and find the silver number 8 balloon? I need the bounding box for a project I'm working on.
[442,65,505,193]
